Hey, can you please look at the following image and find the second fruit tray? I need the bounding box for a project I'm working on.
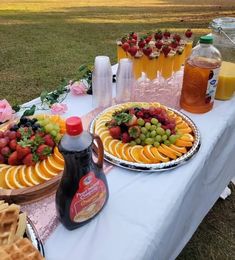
[90,102,201,172]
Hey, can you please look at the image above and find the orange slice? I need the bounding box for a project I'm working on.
[175,139,193,147]
[11,166,26,189]
[151,147,170,162]
[143,145,160,163]
[95,125,107,136]
[18,166,34,187]
[108,140,120,157]
[46,156,64,172]
[175,116,183,124]
[99,130,110,140]
[170,144,187,154]
[158,146,177,160]
[25,166,41,186]
[123,144,134,162]
[0,165,11,188]
[180,133,194,142]
[177,127,192,134]
[103,136,113,152]
[36,161,55,180]
[130,145,143,163]
[115,142,124,159]
[176,121,189,129]
[161,144,182,157]
[139,148,152,164]
[4,166,20,189]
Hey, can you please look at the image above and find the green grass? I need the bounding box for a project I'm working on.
[0,1,235,258]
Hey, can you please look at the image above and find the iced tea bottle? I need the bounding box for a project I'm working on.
[56,117,109,230]
[180,36,222,113]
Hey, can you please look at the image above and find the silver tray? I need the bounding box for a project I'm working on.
[26,216,45,257]
[90,103,201,172]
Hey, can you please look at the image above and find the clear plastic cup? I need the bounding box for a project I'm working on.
[92,56,113,108]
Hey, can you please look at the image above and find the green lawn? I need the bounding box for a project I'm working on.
[0,1,235,258]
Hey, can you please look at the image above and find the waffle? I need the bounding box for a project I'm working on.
[0,204,20,246]
[0,238,44,260]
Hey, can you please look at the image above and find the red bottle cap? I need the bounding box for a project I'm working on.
[66,117,83,136]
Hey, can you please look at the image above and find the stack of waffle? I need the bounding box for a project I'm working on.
[0,200,44,259]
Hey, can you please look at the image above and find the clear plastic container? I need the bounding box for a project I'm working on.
[180,35,222,113]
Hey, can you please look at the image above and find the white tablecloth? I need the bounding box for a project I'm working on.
[24,78,235,260]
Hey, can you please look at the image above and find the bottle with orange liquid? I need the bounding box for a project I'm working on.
[180,35,222,113]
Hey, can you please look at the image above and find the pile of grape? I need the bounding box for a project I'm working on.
[130,117,180,147]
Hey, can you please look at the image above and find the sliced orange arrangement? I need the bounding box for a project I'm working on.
[0,115,65,190]
[94,102,195,164]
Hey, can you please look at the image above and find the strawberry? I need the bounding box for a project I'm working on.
[36,144,52,160]
[154,30,163,40]
[8,151,19,165]
[162,45,171,57]
[128,126,141,138]
[126,115,137,126]
[143,46,152,56]
[0,131,4,138]
[122,132,131,143]
[8,131,17,140]
[155,40,163,50]
[130,32,137,40]
[145,34,152,44]
[122,42,130,52]
[170,40,178,49]
[138,39,146,49]
[128,45,138,57]
[130,38,137,45]
[16,144,31,159]
[16,130,22,140]
[163,30,171,39]
[23,153,36,166]
[185,29,192,38]
[109,126,121,139]
[173,34,181,42]
[43,134,55,148]
[9,139,17,151]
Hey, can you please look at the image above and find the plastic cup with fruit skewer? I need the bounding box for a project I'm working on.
[0,115,66,204]
[90,102,200,172]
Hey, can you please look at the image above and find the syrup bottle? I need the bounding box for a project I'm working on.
[56,116,109,230]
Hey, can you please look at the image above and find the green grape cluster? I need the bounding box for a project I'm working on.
[37,117,62,143]
[130,118,180,147]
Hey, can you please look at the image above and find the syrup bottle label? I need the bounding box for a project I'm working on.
[70,172,107,223]
[205,68,220,103]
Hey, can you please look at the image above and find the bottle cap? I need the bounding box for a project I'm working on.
[66,117,83,136]
[199,35,213,44]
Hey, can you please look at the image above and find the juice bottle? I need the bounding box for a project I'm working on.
[56,117,109,230]
[180,36,222,113]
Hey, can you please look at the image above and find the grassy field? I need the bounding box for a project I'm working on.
[0,1,235,258]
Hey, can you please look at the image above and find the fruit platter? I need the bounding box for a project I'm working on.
[90,102,200,171]
[0,114,65,203]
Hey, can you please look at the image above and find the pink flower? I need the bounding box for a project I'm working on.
[70,81,87,95]
[51,103,68,115]
[0,99,14,123]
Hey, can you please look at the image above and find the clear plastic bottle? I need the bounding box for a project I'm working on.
[56,117,109,230]
[180,35,222,113]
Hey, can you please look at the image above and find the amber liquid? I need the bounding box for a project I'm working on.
[180,57,221,113]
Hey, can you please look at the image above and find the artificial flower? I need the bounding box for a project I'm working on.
[51,103,68,115]
[0,99,14,123]
[70,81,87,95]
